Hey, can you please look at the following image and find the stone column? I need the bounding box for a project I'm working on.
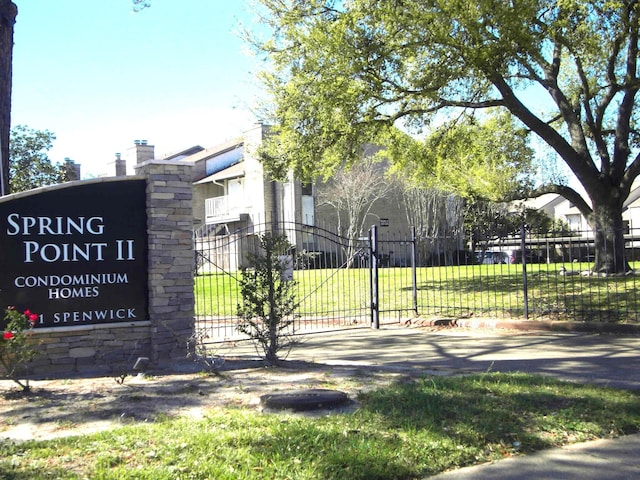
[135,160,194,364]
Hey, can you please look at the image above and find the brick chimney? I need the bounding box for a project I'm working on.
[127,139,155,165]
[114,153,127,177]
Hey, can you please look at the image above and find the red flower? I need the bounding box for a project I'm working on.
[23,309,31,316]
[28,314,38,323]
[3,331,14,340]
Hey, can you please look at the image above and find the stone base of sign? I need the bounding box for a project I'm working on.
[18,322,152,377]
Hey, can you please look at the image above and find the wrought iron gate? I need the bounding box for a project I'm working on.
[194,220,375,342]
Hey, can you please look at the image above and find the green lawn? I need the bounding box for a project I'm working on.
[2,373,639,479]
[195,263,640,323]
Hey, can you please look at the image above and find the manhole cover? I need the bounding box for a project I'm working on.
[260,388,350,411]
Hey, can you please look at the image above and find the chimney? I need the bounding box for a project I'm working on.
[128,139,155,164]
[63,157,81,181]
[114,153,127,177]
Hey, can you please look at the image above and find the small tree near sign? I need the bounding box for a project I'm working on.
[237,233,298,365]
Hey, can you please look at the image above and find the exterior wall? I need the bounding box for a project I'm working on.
[4,161,195,377]
[625,203,640,230]
[192,181,221,228]
[242,124,270,226]
[191,154,208,182]
[554,198,592,232]
[314,181,410,236]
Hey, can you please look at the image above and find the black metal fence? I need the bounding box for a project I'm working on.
[194,222,640,343]
[372,225,640,324]
[194,221,375,342]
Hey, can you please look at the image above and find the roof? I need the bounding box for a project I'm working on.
[161,145,205,161]
[194,161,245,184]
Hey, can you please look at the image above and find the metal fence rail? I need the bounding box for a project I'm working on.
[194,221,375,342]
[373,226,640,323]
[195,222,640,344]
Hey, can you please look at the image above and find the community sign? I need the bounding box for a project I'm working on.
[0,179,148,328]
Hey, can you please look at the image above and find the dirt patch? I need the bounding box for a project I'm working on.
[0,358,439,442]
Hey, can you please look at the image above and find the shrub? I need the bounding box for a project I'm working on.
[1,307,39,391]
[237,233,298,365]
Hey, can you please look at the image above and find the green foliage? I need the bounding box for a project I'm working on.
[9,125,73,193]
[464,196,561,249]
[254,0,639,182]
[1,373,639,478]
[0,306,39,391]
[391,112,536,201]
[237,233,298,364]
[253,0,640,272]
[131,0,150,12]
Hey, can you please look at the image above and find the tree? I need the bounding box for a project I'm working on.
[237,233,298,365]
[389,111,536,201]
[9,125,73,193]
[463,197,559,252]
[399,185,465,264]
[0,1,17,197]
[254,0,640,274]
[316,148,397,264]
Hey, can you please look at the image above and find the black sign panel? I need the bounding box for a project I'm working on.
[0,180,148,328]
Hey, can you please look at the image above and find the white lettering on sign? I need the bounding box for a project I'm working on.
[14,273,129,288]
[52,308,137,323]
[6,214,105,235]
[115,239,135,260]
[23,241,108,263]
[48,287,100,299]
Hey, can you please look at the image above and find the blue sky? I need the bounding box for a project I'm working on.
[11,0,261,178]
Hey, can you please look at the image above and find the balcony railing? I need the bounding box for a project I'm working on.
[205,196,247,223]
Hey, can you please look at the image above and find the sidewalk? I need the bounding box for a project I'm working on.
[278,326,640,391]
[428,433,640,479]
[227,326,640,478]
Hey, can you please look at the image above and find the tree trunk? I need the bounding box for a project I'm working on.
[590,200,630,274]
[0,1,17,196]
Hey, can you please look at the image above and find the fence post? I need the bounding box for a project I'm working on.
[370,224,380,329]
[411,226,418,316]
[520,223,529,319]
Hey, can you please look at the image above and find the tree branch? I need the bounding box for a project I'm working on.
[504,184,593,220]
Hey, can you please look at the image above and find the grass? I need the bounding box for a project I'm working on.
[1,372,639,479]
[195,263,640,323]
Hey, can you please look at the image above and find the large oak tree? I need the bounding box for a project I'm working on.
[255,0,640,273]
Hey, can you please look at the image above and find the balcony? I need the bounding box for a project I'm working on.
[205,196,250,224]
